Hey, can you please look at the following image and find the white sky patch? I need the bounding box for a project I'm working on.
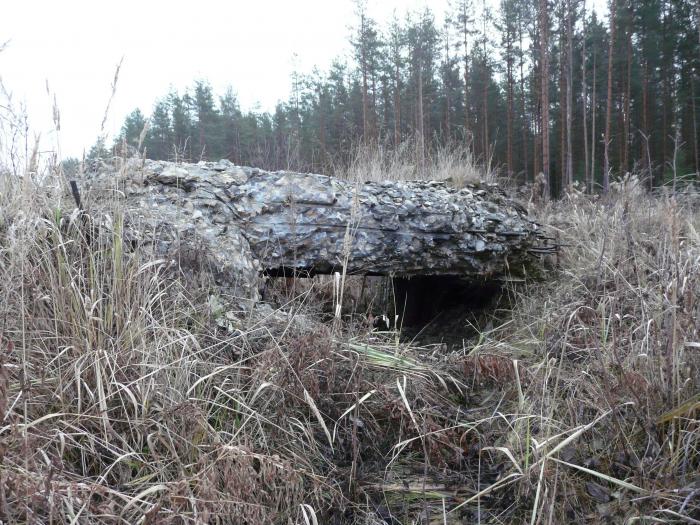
[1,0,605,158]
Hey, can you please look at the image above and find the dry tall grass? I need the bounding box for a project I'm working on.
[0,100,698,523]
[336,140,487,187]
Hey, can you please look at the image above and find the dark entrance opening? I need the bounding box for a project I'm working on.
[390,276,503,341]
[262,270,505,345]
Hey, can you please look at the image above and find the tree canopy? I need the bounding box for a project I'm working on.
[108,0,700,195]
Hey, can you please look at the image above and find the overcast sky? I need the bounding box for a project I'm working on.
[1,0,455,158]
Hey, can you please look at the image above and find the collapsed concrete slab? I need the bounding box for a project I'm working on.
[82,159,549,308]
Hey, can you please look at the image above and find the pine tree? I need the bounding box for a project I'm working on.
[219,87,242,163]
[191,80,222,160]
[116,109,147,153]
[145,100,172,160]
[169,91,194,161]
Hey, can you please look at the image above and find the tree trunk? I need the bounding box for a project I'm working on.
[463,8,471,144]
[565,0,573,191]
[483,72,489,160]
[582,0,590,192]
[417,62,426,168]
[622,25,632,175]
[382,76,391,142]
[697,4,700,177]
[618,91,624,176]
[370,73,378,142]
[692,72,699,177]
[519,12,529,181]
[661,3,669,174]
[482,0,490,160]
[643,60,651,188]
[318,86,327,170]
[360,12,370,144]
[591,46,597,192]
[540,0,550,199]
[560,26,567,194]
[507,35,514,178]
[444,26,452,139]
[603,0,617,193]
[534,103,541,181]
[696,5,700,181]
[395,58,402,147]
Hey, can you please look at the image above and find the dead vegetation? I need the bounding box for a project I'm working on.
[0,103,698,524]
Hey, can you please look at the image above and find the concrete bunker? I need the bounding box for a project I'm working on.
[84,160,550,321]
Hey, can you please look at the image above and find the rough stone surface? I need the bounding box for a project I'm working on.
[82,158,546,307]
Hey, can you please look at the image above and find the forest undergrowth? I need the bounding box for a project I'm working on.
[0,121,698,523]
